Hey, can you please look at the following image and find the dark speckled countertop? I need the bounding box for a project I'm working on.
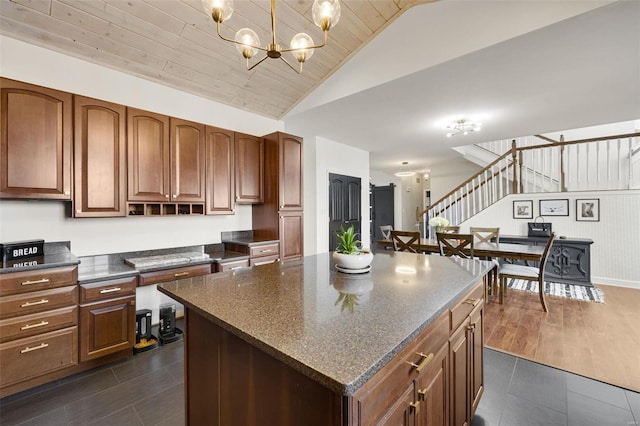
[1,242,79,273]
[158,251,493,396]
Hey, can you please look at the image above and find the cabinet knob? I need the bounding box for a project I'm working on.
[173,194,177,198]
[409,401,420,413]
[417,388,427,400]
[165,194,169,198]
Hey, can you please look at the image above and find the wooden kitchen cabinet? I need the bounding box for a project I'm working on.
[137,263,211,287]
[253,132,304,261]
[0,78,72,200]
[205,126,235,214]
[79,276,136,362]
[73,95,127,217]
[170,117,205,202]
[234,132,263,204]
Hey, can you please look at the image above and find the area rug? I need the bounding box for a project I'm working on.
[506,279,605,303]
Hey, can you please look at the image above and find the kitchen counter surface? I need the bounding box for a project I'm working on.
[158,251,493,395]
[1,242,79,273]
[220,230,279,246]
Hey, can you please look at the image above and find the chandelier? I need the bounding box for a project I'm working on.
[201,0,341,74]
[445,119,482,137]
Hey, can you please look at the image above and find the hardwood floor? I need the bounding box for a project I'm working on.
[484,283,640,393]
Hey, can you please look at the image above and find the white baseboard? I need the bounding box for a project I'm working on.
[592,276,640,289]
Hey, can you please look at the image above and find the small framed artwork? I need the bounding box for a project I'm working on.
[513,200,533,219]
[539,199,569,216]
[576,198,600,221]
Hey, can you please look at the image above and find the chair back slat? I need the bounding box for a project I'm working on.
[437,233,474,258]
[470,227,500,243]
[440,226,460,233]
[380,225,393,240]
[390,230,421,253]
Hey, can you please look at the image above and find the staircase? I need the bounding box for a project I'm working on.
[417,132,640,235]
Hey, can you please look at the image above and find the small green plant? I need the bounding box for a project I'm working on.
[335,225,362,254]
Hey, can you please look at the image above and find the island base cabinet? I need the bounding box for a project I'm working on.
[185,310,343,426]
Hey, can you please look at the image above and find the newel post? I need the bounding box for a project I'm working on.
[511,139,518,194]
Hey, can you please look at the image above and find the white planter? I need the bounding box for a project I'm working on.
[332,251,374,270]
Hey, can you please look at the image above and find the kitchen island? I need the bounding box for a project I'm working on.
[158,251,493,425]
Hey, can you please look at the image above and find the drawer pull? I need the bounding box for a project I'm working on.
[409,401,420,413]
[417,388,427,400]
[21,320,49,330]
[174,272,190,278]
[21,299,49,307]
[406,352,434,373]
[100,287,122,294]
[230,266,244,270]
[464,298,480,307]
[20,342,49,354]
[259,249,274,253]
[21,278,50,286]
[467,322,477,331]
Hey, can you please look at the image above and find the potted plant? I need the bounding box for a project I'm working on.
[332,225,374,271]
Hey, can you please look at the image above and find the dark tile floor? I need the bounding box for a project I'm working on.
[2,339,639,425]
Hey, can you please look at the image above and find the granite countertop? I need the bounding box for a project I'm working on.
[158,251,493,396]
[1,242,79,273]
[220,230,279,246]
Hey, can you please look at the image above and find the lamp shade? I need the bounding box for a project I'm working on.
[202,0,234,23]
[290,33,314,63]
[312,0,341,31]
[235,28,260,59]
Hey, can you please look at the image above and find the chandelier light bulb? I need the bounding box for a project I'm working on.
[235,28,260,59]
[312,0,341,31]
[444,119,483,137]
[202,0,233,23]
[290,33,315,63]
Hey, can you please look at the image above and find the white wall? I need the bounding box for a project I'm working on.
[460,191,640,288]
[429,158,483,204]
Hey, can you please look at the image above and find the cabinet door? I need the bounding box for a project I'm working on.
[279,134,303,210]
[0,78,72,200]
[415,343,448,426]
[546,242,591,284]
[127,107,170,201]
[378,383,416,426]
[235,132,263,204]
[280,211,303,261]
[79,295,135,362]
[205,126,235,214]
[73,96,127,217]
[469,303,484,418]
[449,320,470,426]
[170,118,205,202]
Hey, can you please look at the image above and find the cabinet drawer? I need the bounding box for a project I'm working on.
[0,326,78,388]
[352,314,449,425]
[138,263,211,286]
[0,266,78,297]
[450,282,483,332]
[216,259,250,272]
[80,276,137,303]
[250,254,279,266]
[249,243,279,258]
[0,305,78,343]
[0,286,78,320]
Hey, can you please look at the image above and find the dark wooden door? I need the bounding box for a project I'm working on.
[73,95,126,217]
[235,132,263,204]
[329,173,361,252]
[279,134,303,210]
[205,126,235,214]
[170,118,205,202]
[372,184,395,241]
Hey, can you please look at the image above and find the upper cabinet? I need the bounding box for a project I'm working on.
[276,133,303,210]
[0,78,72,200]
[73,95,127,217]
[205,126,235,215]
[234,132,264,204]
[127,109,205,203]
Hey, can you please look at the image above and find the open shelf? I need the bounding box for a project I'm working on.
[127,203,205,216]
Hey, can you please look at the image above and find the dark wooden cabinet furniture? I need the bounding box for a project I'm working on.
[169,117,206,203]
[205,126,235,214]
[253,132,304,261]
[223,241,280,266]
[214,258,250,272]
[234,132,263,204]
[0,78,72,200]
[499,235,593,286]
[79,275,136,361]
[73,95,127,217]
[0,266,78,397]
[137,263,211,287]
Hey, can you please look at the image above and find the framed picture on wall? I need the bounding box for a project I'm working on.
[576,198,600,221]
[513,200,533,219]
[539,199,569,216]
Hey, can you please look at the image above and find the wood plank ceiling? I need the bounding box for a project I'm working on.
[0,0,432,119]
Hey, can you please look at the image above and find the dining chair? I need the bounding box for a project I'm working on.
[379,225,393,240]
[470,227,500,296]
[440,226,460,233]
[436,232,474,258]
[498,233,556,312]
[390,230,421,253]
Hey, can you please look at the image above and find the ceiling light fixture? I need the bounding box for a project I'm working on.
[445,119,482,137]
[395,161,416,177]
[201,0,341,74]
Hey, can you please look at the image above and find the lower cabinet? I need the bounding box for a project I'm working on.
[79,276,136,362]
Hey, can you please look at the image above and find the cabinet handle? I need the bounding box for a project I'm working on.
[21,278,50,286]
[417,388,427,400]
[20,342,49,354]
[165,194,169,198]
[467,322,477,331]
[21,320,49,330]
[230,266,244,270]
[409,401,420,413]
[21,299,49,308]
[174,272,190,277]
[406,352,434,373]
[464,298,480,307]
[100,287,122,294]
[259,249,274,253]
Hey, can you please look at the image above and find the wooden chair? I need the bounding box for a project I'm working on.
[498,233,556,312]
[436,232,474,258]
[390,230,421,253]
[440,226,460,233]
[470,227,500,296]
